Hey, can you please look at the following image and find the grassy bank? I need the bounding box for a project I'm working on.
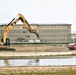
[0,54,76,60]
[0,66,76,75]
[0,70,76,75]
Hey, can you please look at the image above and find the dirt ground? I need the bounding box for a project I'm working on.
[0,44,76,57]
[0,44,75,57]
[12,44,70,52]
[0,66,76,73]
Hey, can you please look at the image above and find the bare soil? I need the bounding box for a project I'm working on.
[12,44,70,52]
[0,66,76,73]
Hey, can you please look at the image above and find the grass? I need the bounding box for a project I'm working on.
[0,54,76,60]
[0,70,76,75]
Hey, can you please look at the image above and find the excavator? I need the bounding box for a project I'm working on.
[0,13,39,50]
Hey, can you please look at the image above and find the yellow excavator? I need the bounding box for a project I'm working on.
[0,13,39,50]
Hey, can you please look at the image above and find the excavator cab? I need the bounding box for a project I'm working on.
[1,38,10,46]
[5,38,10,46]
[0,38,14,51]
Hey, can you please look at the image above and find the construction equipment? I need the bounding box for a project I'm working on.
[0,13,39,50]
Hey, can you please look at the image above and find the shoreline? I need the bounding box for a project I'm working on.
[0,51,76,59]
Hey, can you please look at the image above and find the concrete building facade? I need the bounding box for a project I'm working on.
[36,24,72,43]
[0,23,72,44]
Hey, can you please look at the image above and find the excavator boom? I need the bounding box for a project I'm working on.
[2,13,39,45]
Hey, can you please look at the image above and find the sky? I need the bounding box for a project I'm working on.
[0,0,76,32]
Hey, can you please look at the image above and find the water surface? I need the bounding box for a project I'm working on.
[0,56,76,67]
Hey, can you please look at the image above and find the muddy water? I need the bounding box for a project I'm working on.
[0,56,76,67]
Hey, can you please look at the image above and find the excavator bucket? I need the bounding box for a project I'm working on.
[29,29,39,38]
[34,30,39,38]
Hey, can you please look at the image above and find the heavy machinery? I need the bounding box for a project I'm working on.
[0,13,39,50]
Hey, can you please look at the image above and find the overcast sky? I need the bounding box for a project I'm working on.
[0,0,76,32]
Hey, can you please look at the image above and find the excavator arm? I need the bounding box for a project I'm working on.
[2,13,39,45]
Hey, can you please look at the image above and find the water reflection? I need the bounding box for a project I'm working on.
[4,60,10,67]
[9,59,39,67]
[26,59,39,66]
[0,56,76,67]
